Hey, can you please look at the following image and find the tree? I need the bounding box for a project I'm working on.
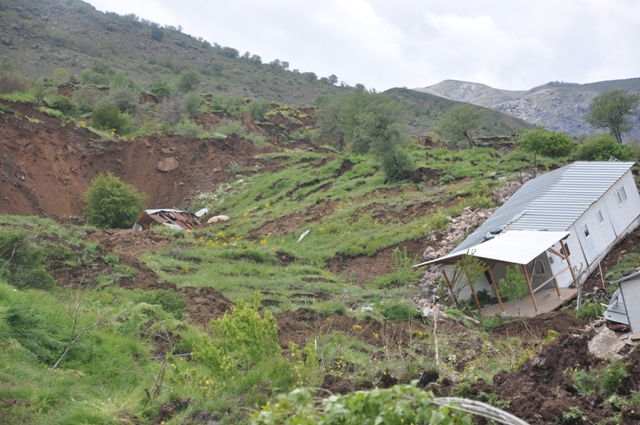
[451,254,487,310]
[437,104,485,148]
[519,128,574,157]
[576,133,636,161]
[328,74,338,85]
[83,172,147,229]
[584,89,639,144]
[177,69,201,93]
[498,266,529,318]
[150,25,164,41]
[149,78,173,100]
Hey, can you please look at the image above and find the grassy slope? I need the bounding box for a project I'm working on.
[0,0,342,105]
[0,130,576,424]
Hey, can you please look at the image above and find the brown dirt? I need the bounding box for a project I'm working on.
[326,237,428,283]
[492,312,587,339]
[251,200,339,237]
[488,333,605,425]
[0,100,262,218]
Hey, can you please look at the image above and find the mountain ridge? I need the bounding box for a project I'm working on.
[414,78,640,140]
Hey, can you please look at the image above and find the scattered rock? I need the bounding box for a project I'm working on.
[157,157,179,172]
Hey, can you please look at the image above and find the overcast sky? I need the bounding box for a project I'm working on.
[86,0,640,91]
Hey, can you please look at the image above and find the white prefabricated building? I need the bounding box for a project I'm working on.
[416,161,640,313]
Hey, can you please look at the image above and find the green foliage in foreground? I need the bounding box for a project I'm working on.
[83,172,148,229]
[251,384,472,425]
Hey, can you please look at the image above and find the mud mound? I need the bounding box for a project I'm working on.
[182,286,233,327]
[274,308,424,350]
[86,229,173,257]
[491,333,603,424]
[320,374,356,396]
[326,237,427,283]
[492,312,586,339]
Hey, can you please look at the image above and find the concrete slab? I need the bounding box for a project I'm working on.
[588,326,624,360]
[481,287,578,318]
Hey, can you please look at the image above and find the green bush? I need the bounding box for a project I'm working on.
[573,300,605,322]
[44,95,78,116]
[73,86,103,113]
[83,172,148,229]
[0,230,56,290]
[90,104,123,132]
[246,98,271,123]
[182,91,202,116]
[149,78,173,99]
[519,128,574,157]
[106,86,139,114]
[174,120,203,137]
[177,69,201,93]
[380,149,416,182]
[150,26,164,41]
[379,301,419,321]
[575,133,636,161]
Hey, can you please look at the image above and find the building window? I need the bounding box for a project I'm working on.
[583,224,590,238]
[615,186,628,206]
[596,210,604,225]
[535,261,545,275]
[560,242,571,258]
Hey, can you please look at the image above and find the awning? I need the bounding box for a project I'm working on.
[415,230,570,268]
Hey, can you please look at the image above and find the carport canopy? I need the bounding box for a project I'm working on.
[414,230,570,268]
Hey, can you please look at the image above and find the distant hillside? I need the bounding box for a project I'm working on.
[0,0,343,105]
[383,87,533,137]
[415,79,640,140]
[0,0,535,140]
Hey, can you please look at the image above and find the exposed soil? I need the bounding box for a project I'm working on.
[492,312,587,339]
[251,200,339,237]
[0,100,262,218]
[326,237,428,283]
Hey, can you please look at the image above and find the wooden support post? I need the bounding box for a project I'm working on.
[553,276,562,299]
[598,258,606,289]
[441,269,461,310]
[521,264,539,315]
[560,240,578,285]
[486,264,505,314]
[464,270,482,312]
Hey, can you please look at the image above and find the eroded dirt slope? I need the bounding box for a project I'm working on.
[0,101,261,217]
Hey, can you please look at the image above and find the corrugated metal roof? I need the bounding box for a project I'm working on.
[451,161,635,254]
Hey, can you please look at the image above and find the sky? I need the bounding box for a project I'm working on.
[85,0,640,92]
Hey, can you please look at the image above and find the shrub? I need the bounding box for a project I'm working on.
[379,301,419,321]
[44,95,78,116]
[0,230,56,290]
[573,300,605,322]
[245,98,271,123]
[576,133,636,161]
[0,71,32,94]
[91,104,123,132]
[73,86,103,113]
[157,94,184,126]
[519,128,574,157]
[83,172,148,229]
[174,120,202,137]
[149,78,172,99]
[177,69,201,93]
[380,149,416,182]
[182,91,202,116]
[150,26,164,41]
[106,86,139,114]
